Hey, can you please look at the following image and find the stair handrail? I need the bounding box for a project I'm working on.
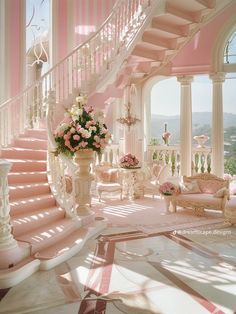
[1,0,159,213]
[0,0,159,150]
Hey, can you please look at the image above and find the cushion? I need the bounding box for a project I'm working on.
[180,180,201,194]
[176,193,223,210]
[197,179,226,194]
[96,167,119,183]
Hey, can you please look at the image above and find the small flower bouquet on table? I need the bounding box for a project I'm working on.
[159,181,178,213]
[159,182,178,196]
[119,153,140,169]
[54,94,111,157]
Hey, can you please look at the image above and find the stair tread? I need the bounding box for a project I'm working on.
[16,137,47,142]
[16,218,78,244]
[9,182,49,188]
[10,193,55,205]
[2,147,47,152]
[34,227,88,259]
[26,128,47,132]
[8,159,46,162]
[12,207,65,236]
[12,206,64,220]
[9,171,47,175]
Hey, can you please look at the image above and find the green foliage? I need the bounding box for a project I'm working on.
[224,156,236,175]
[150,138,159,145]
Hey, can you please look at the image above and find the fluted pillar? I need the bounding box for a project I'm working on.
[50,0,76,66]
[177,76,193,176]
[210,72,225,177]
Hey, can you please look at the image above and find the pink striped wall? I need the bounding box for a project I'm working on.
[75,0,116,46]
[7,0,25,98]
[57,0,68,62]
[56,0,116,61]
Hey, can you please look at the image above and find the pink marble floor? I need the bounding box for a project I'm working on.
[0,197,236,314]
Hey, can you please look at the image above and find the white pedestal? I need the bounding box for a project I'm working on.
[73,150,95,216]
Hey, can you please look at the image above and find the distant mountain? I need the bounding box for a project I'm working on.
[151,112,236,144]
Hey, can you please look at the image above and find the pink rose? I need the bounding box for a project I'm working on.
[79,141,88,148]
[73,134,80,141]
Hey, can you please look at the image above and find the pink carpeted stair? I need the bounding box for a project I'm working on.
[1,128,101,269]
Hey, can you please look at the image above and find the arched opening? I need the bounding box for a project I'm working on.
[150,77,180,146]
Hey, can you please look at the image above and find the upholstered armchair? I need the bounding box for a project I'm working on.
[94,165,123,201]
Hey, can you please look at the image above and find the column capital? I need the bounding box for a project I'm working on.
[209,72,225,83]
[177,75,194,85]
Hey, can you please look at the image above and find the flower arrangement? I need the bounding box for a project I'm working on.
[159,182,178,196]
[119,153,139,169]
[54,94,111,157]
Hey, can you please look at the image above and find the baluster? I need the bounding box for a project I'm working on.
[194,153,199,174]
[109,148,113,165]
[207,153,211,173]
[176,153,180,176]
[200,153,205,173]
[171,150,176,176]
[165,150,170,165]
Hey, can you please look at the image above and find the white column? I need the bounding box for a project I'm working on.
[177,76,193,177]
[210,72,225,178]
[142,82,151,163]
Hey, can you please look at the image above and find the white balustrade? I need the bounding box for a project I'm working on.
[47,149,76,217]
[95,144,120,166]
[0,0,157,150]
[147,145,212,176]
[0,160,16,250]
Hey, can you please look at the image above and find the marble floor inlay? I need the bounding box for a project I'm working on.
[0,212,235,313]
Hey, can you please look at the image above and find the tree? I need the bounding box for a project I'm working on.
[224,156,236,175]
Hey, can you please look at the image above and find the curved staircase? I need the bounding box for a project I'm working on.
[0,128,106,288]
[90,0,233,107]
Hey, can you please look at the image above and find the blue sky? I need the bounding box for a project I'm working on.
[151,74,236,115]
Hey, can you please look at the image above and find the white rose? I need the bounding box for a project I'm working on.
[82,130,91,138]
[89,126,97,132]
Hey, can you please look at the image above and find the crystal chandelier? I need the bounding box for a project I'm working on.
[117,102,140,131]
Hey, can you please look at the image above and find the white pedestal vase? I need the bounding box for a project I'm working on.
[164,195,175,213]
[193,135,209,148]
[73,149,95,217]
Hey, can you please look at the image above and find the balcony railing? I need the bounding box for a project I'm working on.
[147,144,212,176]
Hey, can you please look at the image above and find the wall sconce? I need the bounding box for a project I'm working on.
[117,102,140,131]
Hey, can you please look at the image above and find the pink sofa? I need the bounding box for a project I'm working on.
[171,173,230,215]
